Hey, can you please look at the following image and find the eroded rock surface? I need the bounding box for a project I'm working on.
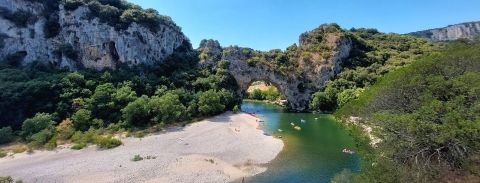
[0,0,189,70]
[409,21,480,42]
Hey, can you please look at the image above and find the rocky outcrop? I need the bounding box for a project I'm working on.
[408,21,480,42]
[198,39,222,68]
[203,32,352,111]
[0,0,189,70]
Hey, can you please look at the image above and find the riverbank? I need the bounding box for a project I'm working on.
[0,112,284,183]
[242,99,286,107]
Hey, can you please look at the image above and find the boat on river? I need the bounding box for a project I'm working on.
[294,126,302,131]
[301,119,306,123]
[277,129,283,132]
[342,148,355,155]
[290,122,295,126]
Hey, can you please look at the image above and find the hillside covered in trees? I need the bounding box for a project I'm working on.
[335,42,480,182]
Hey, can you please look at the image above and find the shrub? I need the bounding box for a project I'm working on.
[71,129,97,144]
[71,143,87,150]
[233,105,240,113]
[0,127,14,144]
[94,136,122,149]
[21,113,55,139]
[10,145,27,154]
[44,135,57,150]
[0,176,13,183]
[28,128,55,148]
[0,150,7,158]
[132,154,143,161]
[56,119,75,140]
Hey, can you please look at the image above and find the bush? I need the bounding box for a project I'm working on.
[21,113,55,139]
[0,176,13,183]
[0,150,7,158]
[71,129,97,145]
[132,154,143,161]
[0,127,14,144]
[56,119,75,140]
[94,136,122,149]
[71,143,87,150]
[233,105,240,113]
[28,128,55,148]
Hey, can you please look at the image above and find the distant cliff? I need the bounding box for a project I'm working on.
[408,21,480,42]
[0,0,191,70]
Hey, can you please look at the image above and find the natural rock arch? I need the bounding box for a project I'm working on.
[198,33,353,111]
[226,58,310,111]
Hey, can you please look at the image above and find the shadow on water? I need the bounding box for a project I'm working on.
[237,101,361,183]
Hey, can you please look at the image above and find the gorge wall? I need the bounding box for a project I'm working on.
[0,0,189,70]
[408,21,480,42]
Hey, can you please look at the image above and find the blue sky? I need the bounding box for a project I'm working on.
[130,0,480,51]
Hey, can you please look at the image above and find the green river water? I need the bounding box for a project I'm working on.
[240,101,361,183]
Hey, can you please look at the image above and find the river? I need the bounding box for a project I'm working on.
[241,100,361,183]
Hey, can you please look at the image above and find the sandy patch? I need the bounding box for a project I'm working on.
[0,112,283,183]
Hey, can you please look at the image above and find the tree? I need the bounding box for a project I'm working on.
[0,127,14,144]
[72,109,92,131]
[122,95,151,126]
[310,92,335,111]
[337,88,364,107]
[250,89,264,100]
[198,90,225,115]
[149,92,186,124]
[21,113,55,139]
[88,83,115,121]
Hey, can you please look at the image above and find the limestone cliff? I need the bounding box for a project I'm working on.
[408,21,480,42]
[0,0,190,70]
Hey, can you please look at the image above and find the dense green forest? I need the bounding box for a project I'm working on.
[0,48,239,150]
[335,42,480,182]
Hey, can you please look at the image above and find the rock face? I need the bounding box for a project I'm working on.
[201,33,353,111]
[408,21,480,42]
[197,39,223,68]
[0,0,189,70]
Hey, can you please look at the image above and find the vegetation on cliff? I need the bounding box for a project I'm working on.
[335,42,480,182]
[310,26,443,112]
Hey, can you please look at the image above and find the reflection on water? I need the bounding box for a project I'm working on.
[241,101,360,183]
